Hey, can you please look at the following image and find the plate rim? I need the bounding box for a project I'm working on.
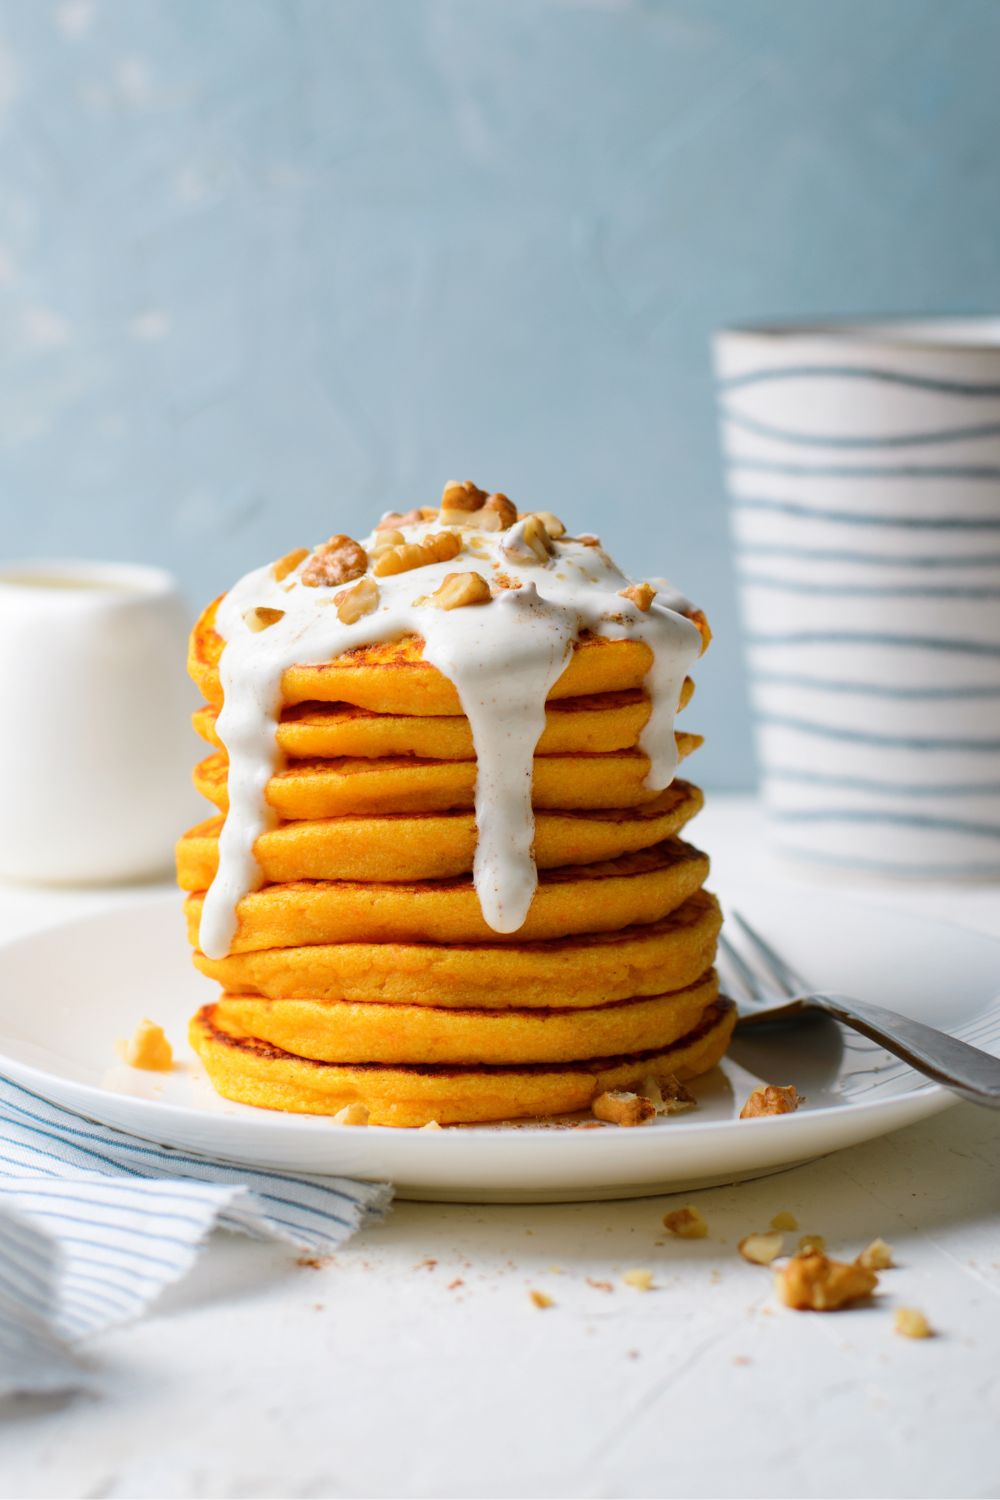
[0,884,997,1148]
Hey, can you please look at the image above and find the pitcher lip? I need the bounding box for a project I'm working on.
[0,559,178,601]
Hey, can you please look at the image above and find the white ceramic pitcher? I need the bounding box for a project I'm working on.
[0,560,198,883]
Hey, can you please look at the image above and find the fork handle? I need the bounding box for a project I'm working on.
[813,993,1000,1109]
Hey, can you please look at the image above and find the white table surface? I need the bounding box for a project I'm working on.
[2,795,999,1500]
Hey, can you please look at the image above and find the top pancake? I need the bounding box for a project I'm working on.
[190,596,711,715]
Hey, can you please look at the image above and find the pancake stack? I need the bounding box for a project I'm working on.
[177,488,734,1126]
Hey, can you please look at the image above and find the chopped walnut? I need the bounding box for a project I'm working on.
[482,492,518,529]
[439,484,518,533]
[371,528,405,553]
[662,1206,709,1239]
[430,571,492,610]
[775,1252,877,1311]
[738,1231,785,1266]
[531,510,566,539]
[375,507,437,531]
[529,1289,554,1309]
[243,605,285,632]
[857,1237,894,1271]
[622,1268,654,1291]
[334,576,379,624]
[640,1074,696,1116]
[894,1307,932,1339]
[493,571,522,590]
[331,1102,369,1126]
[374,531,462,577]
[115,1020,173,1072]
[302,535,368,588]
[504,514,555,565]
[272,547,308,582]
[770,1210,799,1232]
[441,480,489,513]
[620,582,656,612]
[591,1089,656,1127]
[740,1084,802,1119]
[576,533,601,547]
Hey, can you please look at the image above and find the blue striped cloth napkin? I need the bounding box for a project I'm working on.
[0,1075,391,1397]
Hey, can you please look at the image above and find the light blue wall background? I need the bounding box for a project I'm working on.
[2,0,999,787]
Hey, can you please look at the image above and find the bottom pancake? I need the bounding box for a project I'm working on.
[212,970,719,1065]
[189,998,736,1127]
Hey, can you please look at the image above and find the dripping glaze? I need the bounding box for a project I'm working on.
[198,515,704,960]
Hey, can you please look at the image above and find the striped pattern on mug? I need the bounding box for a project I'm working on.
[715,329,1000,876]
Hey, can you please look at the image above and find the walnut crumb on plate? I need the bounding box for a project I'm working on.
[640,1074,696,1115]
[740,1084,802,1119]
[115,1019,173,1072]
[591,1089,655,1127]
[331,1102,369,1126]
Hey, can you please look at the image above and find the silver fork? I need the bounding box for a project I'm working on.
[720,909,1000,1110]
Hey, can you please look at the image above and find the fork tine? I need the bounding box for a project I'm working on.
[731,910,809,997]
[718,930,771,1003]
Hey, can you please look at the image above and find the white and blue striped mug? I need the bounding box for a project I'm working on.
[714,318,1000,877]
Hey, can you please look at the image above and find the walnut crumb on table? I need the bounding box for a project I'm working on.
[775,1253,878,1311]
[529,1290,554,1309]
[622,1269,654,1291]
[857,1237,894,1270]
[662,1206,709,1239]
[738,1232,785,1266]
[894,1307,933,1339]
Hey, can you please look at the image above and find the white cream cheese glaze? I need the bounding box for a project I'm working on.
[198,512,704,960]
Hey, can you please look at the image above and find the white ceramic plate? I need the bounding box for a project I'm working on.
[0,887,997,1202]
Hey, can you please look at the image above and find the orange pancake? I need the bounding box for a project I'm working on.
[190,597,711,713]
[191,888,722,1008]
[189,997,736,1126]
[192,683,693,760]
[176,781,703,888]
[213,970,719,1066]
[184,838,710,951]
[192,741,702,820]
